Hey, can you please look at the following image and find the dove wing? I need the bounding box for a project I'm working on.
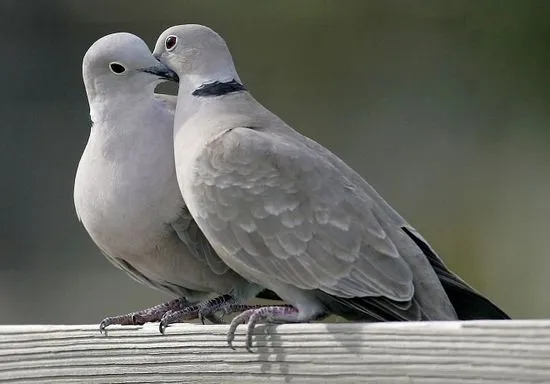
[171,208,230,275]
[189,126,414,302]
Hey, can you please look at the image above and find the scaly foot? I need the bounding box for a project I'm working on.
[158,295,275,334]
[99,297,192,334]
[227,305,299,351]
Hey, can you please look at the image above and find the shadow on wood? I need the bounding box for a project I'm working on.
[0,320,549,383]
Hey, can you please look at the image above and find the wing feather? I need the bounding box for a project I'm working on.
[190,127,414,302]
[171,208,229,275]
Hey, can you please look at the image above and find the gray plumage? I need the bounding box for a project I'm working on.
[153,24,509,323]
[74,33,265,319]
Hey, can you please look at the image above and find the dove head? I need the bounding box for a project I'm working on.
[153,24,241,94]
[82,33,178,109]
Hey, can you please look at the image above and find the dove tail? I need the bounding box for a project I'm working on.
[436,277,511,320]
[312,227,511,322]
[401,227,511,320]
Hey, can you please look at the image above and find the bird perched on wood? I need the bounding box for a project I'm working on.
[152,24,510,350]
[75,33,278,332]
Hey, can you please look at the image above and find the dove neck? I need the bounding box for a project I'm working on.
[191,79,246,97]
[177,65,242,95]
[86,75,157,120]
[89,87,156,126]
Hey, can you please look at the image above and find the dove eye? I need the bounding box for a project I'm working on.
[165,35,177,51]
[109,62,126,75]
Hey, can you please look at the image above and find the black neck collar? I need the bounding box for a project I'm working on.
[192,79,246,97]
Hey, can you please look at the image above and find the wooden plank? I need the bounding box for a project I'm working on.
[0,320,548,383]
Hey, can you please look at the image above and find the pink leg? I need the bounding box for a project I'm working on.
[99,297,192,333]
[158,304,201,333]
[158,294,277,334]
[227,305,300,351]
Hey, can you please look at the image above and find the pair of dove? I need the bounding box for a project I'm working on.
[75,24,509,350]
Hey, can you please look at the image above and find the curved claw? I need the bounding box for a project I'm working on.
[99,315,136,334]
[227,309,255,349]
[159,320,168,334]
[99,318,111,334]
[159,310,175,334]
[245,310,263,352]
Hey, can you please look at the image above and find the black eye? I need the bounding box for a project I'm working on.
[109,62,126,74]
[165,35,177,51]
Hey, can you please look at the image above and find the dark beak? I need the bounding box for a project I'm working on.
[141,66,179,83]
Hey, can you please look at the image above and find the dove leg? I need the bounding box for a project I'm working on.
[197,294,262,324]
[158,294,277,333]
[227,305,325,351]
[99,297,193,333]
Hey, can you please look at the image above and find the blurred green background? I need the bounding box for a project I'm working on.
[0,0,548,324]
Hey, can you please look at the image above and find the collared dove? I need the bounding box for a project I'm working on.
[74,32,278,332]
[153,24,509,350]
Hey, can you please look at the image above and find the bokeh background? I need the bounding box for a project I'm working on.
[0,0,548,324]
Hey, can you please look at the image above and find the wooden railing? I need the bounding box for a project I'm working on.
[1,320,549,383]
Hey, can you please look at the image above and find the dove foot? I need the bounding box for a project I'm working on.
[197,295,277,324]
[227,305,299,351]
[159,303,203,333]
[158,294,273,334]
[99,297,192,334]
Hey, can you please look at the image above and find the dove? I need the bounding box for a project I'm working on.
[74,32,278,332]
[153,24,510,350]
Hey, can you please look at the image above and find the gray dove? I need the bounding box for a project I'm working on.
[153,24,510,350]
[74,32,278,332]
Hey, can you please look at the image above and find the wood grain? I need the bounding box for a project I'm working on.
[0,320,549,383]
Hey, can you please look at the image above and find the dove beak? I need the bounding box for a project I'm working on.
[140,65,179,83]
